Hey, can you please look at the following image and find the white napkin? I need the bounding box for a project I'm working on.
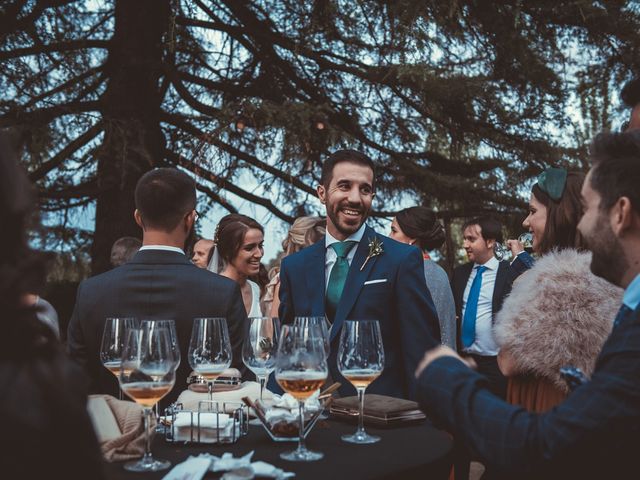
[163,452,295,479]
[173,412,230,429]
[266,391,321,424]
[165,412,237,443]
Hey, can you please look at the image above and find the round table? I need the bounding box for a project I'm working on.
[104,419,452,479]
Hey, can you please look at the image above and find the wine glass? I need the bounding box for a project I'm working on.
[242,316,280,401]
[337,319,385,444]
[275,324,328,462]
[119,323,176,472]
[293,316,330,358]
[493,242,508,261]
[519,232,534,252]
[100,317,139,399]
[142,320,180,370]
[188,317,232,401]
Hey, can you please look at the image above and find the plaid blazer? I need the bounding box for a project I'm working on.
[417,305,640,479]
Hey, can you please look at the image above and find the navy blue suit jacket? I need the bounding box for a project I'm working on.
[279,226,441,399]
[416,305,640,479]
[67,250,248,407]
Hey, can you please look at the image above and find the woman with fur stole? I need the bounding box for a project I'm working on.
[496,168,622,412]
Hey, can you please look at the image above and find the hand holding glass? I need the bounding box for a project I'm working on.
[242,317,280,401]
[275,324,328,461]
[337,319,385,444]
[119,323,176,472]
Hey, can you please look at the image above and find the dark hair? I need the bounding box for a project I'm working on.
[621,77,640,108]
[531,171,586,254]
[109,236,141,267]
[589,131,640,215]
[134,168,196,231]
[215,214,264,265]
[462,216,503,243]
[395,207,446,251]
[320,149,376,189]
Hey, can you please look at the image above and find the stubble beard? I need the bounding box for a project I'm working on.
[587,216,628,287]
[327,202,368,238]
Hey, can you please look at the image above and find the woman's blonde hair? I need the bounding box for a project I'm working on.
[282,216,326,256]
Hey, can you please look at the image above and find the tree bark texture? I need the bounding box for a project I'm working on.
[92,0,170,274]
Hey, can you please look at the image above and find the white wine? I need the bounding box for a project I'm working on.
[103,360,121,376]
[276,371,327,400]
[341,369,381,389]
[194,364,228,381]
[121,382,173,407]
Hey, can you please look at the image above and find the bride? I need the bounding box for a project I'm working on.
[208,214,265,316]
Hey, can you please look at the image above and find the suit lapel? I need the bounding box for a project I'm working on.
[492,261,508,316]
[330,226,380,342]
[303,240,326,317]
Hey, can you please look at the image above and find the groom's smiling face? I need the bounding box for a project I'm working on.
[317,161,374,240]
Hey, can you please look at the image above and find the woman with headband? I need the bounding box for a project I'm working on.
[496,167,622,412]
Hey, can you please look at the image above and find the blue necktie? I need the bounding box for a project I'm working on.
[462,265,487,348]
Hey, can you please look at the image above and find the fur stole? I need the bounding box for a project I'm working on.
[494,249,622,392]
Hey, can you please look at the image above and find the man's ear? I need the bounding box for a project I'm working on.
[611,197,634,236]
[317,184,326,205]
[134,209,145,230]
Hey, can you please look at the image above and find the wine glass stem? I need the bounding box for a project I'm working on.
[297,400,306,453]
[142,407,153,463]
[357,387,366,435]
[258,375,266,401]
[208,381,213,401]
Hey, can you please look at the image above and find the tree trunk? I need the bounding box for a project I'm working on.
[91,0,170,274]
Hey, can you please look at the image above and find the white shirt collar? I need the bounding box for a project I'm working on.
[475,256,499,271]
[325,223,367,248]
[139,245,185,255]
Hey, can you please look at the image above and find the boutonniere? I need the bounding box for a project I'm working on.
[360,237,384,271]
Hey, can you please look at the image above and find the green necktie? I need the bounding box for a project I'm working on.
[325,241,357,323]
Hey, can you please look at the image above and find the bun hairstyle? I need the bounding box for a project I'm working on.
[282,216,326,256]
[395,206,446,251]
[214,214,264,265]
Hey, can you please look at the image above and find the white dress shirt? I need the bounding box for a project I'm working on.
[324,223,366,291]
[139,245,185,255]
[462,256,499,356]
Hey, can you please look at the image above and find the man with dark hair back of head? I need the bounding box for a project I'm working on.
[110,236,142,268]
[414,131,640,479]
[621,76,640,131]
[278,149,441,400]
[68,168,248,408]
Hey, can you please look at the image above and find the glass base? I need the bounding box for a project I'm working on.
[124,457,171,472]
[280,448,324,462]
[342,431,380,444]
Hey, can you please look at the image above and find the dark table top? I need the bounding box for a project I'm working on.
[104,419,452,480]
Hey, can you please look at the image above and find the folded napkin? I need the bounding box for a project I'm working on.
[162,452,294,480]
[168,411,236,443]
[177,381,274,413]
[265,391,322,424]
[87,394,154,462]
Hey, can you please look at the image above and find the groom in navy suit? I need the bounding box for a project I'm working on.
[415,131,640,479]
[279,149,441,400]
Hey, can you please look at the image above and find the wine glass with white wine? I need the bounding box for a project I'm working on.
[337,319,385,444]
[275,324,328,461]
[188,317,232,401]
[242,316,280,401]
[119,323,176,472]
[100,317,139,399]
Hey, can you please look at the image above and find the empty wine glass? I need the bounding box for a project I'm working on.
[142,320,180,370]
[493,242,508,261]
[242,316,280,401]
[337,320,385,444]
[119,323,176,472]
[188,317,232,401]
[275,324,328,462]
[100,317,139,399]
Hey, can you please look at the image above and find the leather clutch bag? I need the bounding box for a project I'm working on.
[329,394,426,427]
